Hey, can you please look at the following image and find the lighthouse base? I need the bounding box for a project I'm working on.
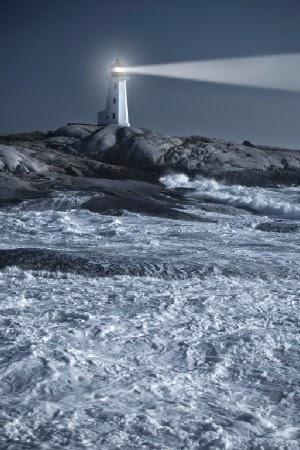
[97,111,130,127]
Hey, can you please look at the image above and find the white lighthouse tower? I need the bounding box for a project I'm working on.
[98,59,130,127]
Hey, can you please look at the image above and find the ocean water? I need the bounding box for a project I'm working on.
[0,176,299,450]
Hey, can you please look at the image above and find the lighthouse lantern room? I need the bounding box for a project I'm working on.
[98,59,130,127]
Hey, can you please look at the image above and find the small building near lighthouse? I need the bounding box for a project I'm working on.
[98,59,130,127]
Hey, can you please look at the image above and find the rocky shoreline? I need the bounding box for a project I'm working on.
[0,123,299,220]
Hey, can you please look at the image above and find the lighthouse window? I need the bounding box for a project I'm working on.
[106,115,108,119]
[112,113,116,119]
[114,83,117,89]
[113,97,116,103]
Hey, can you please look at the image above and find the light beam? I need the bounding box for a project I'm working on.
[114,53,300,92]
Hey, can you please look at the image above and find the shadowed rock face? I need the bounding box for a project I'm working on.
[0,123,299,215]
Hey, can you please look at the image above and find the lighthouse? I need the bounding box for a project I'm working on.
[98,59,130,127]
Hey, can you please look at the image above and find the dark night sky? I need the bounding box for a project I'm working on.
[1,0,300,147]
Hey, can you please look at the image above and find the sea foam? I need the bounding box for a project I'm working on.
[161,174,300,220]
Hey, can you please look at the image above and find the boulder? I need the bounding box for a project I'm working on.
[83,124,118,157]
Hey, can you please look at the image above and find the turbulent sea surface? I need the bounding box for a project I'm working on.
[0,175,299,450]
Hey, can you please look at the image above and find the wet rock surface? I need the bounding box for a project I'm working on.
[256,221,300,233]
[80,179,214,222]
[0,248,221,279]
[82,194,211,222]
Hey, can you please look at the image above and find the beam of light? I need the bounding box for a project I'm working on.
[114,53,300,92]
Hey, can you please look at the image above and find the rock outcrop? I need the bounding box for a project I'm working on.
[79,125,300,186]
[0,123,299,216]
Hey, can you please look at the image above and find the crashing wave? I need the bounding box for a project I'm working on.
[161,174,300,219]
